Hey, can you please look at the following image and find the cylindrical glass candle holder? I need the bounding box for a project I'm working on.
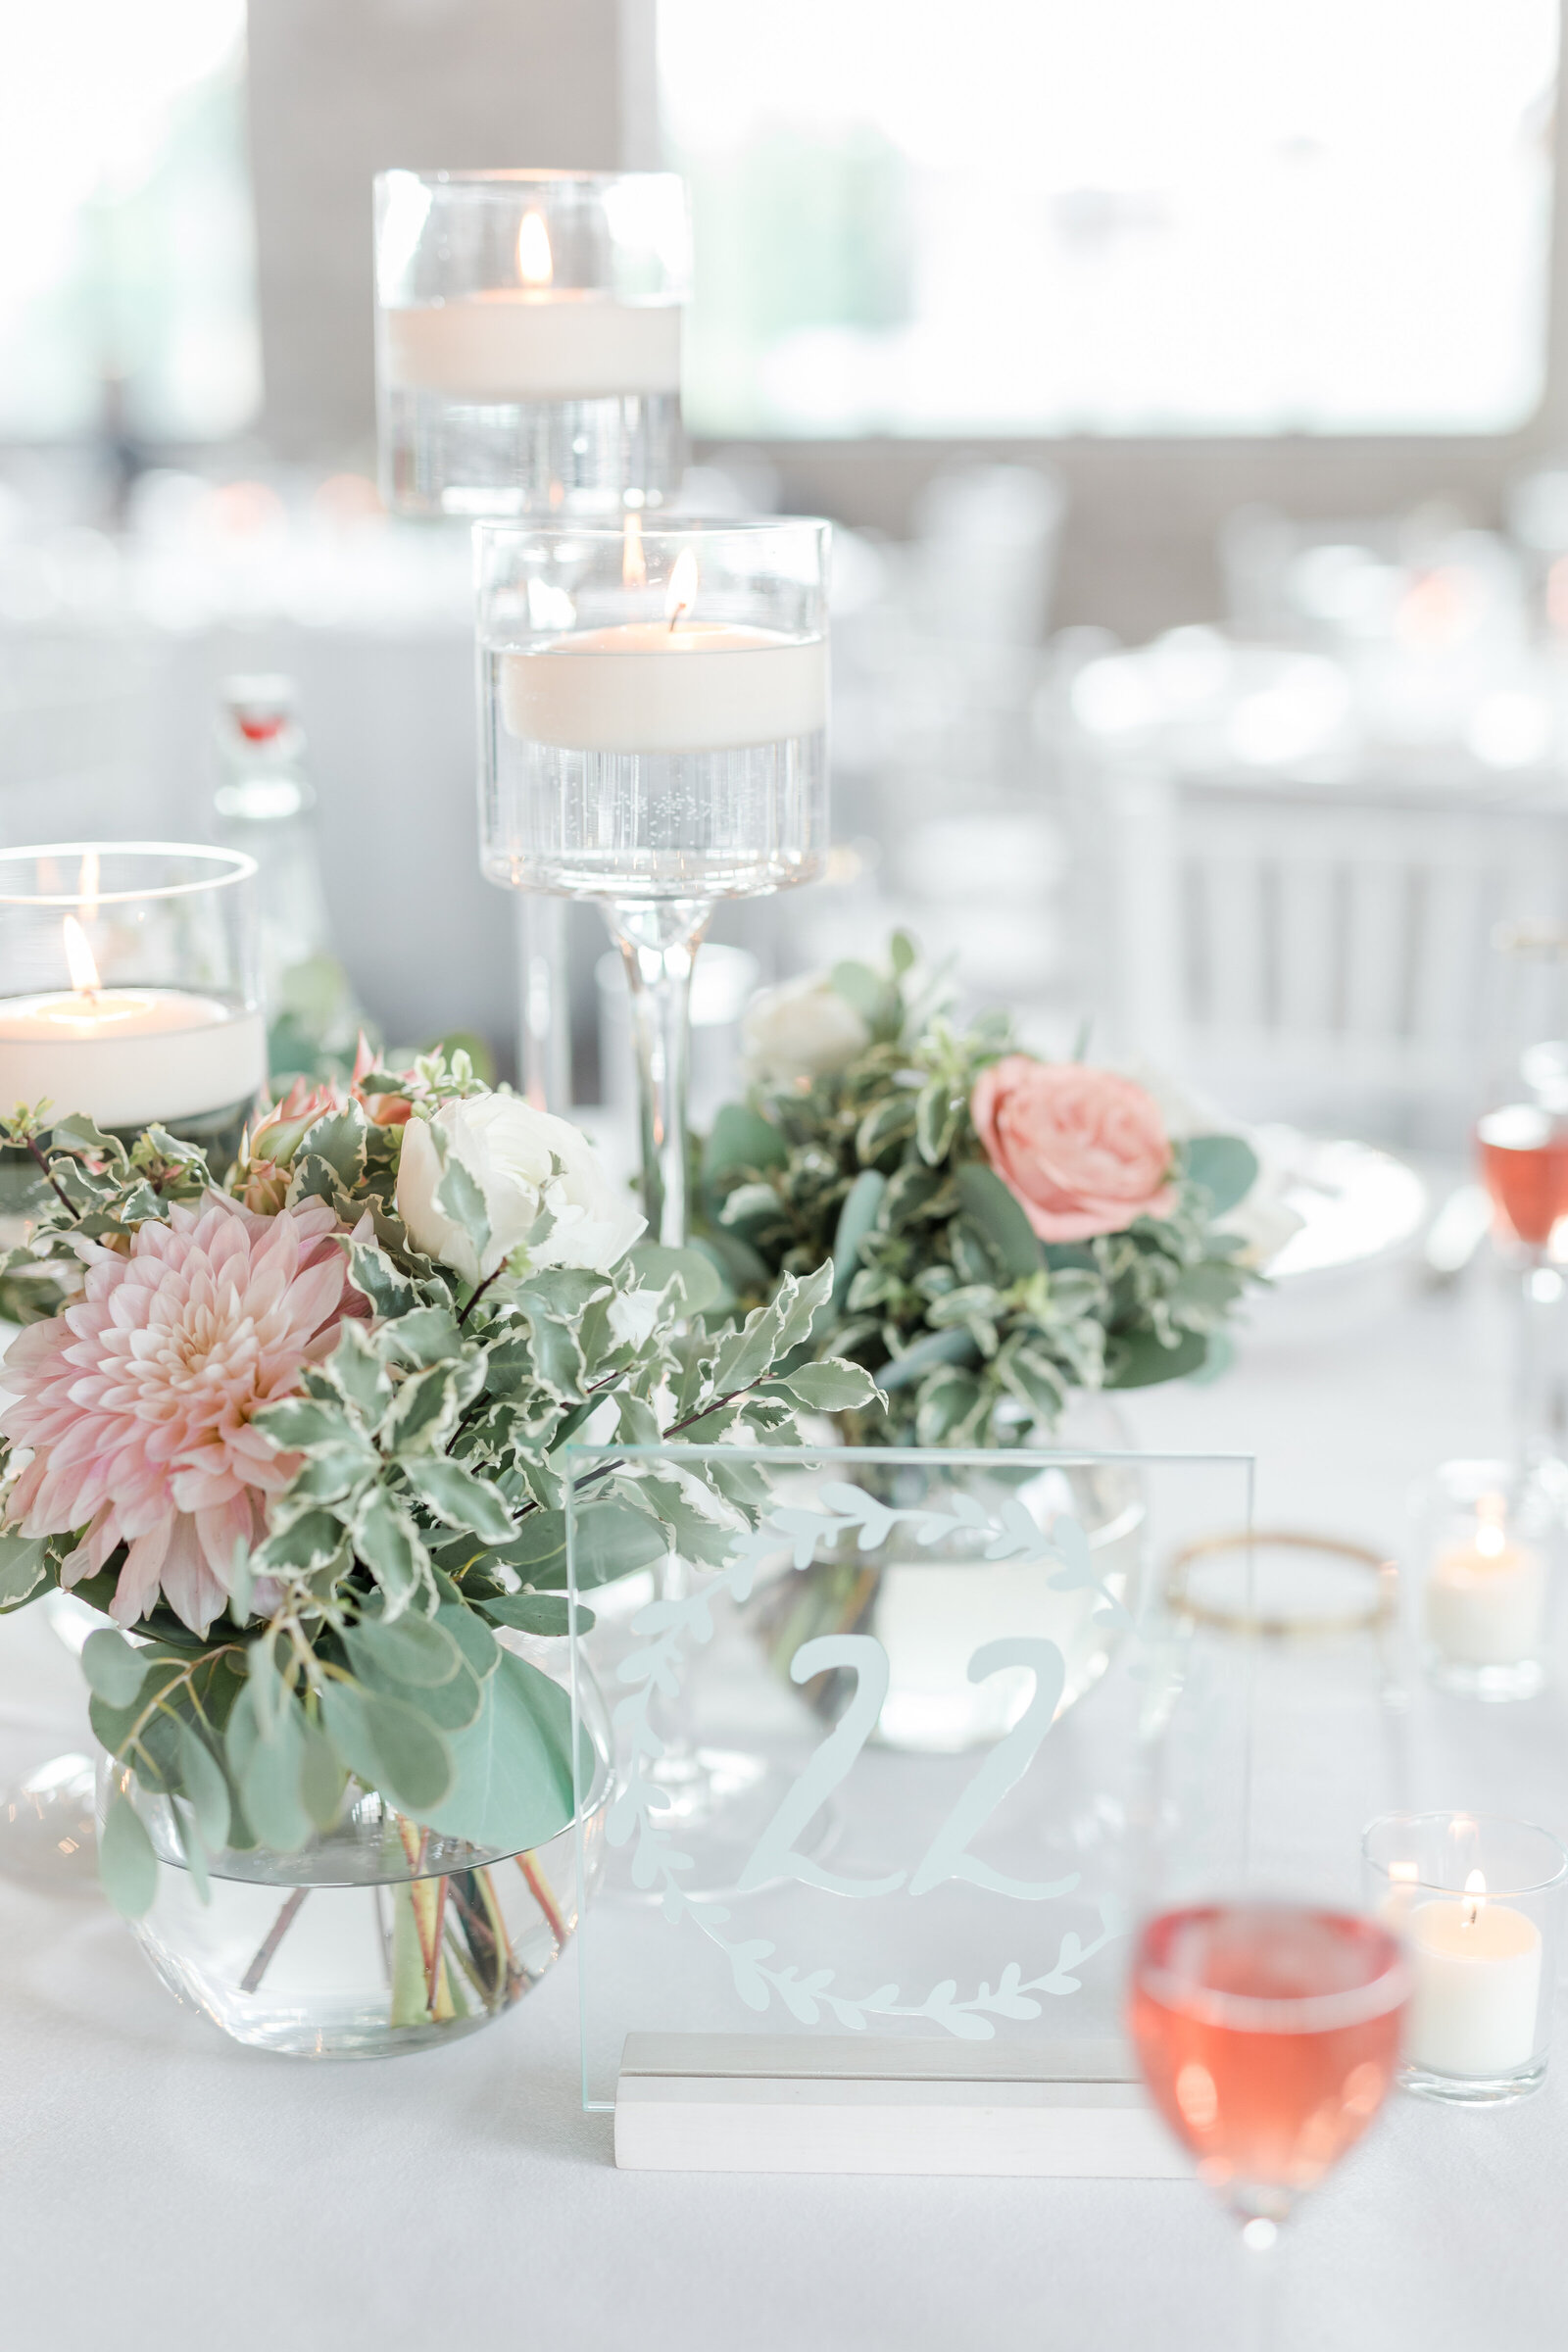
[1414,1458,1554,1702]
[1363,1812,1567,2104]
[476,516,831,901]
[0,844,265,1161]
[374,170,690,518]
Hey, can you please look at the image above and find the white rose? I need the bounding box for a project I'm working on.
[396,1095,645,1285]
[742,973,871,1086]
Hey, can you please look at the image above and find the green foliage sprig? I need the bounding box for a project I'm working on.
[697,941,1260,1451]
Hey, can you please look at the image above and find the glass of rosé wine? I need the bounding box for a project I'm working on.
[1476,922,1568,1472]
[1128,1902,1408,2347]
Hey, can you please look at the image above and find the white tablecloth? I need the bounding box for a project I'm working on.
[3,1248,1565,2352]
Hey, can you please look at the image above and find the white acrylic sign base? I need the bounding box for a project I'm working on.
[613,2035,1188,2178]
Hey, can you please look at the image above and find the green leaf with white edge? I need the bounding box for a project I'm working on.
[1184,1134,1259,1218]
[352,1488,432,1616]
[880,1325,982,1392]
[385,1305,465,1368]
[512,1298,585,1402]
[628,1243,725,1314]
[298,1104,368,1189]
[400,1455,515,1544]
[81,1628,160,1708]
[255,1507,346,1577]
[776,1359,884,1413]
[413,1650,575,1849]
[347,1237,416,1320]
[173,1722,231,1850]
[318,1682,454,1813]
[99,1790,158,1918]
[432,1149,491,1264]
[915,1078,960,1167]
[253,1396,350,1453]
[830,1169,887,1313]
[704,1102,787,1183]
[776,1261,837,1359]
[0,1532,49,1610]
[955,1161,1044,1281]
[436,1602,500,1682]
[49,1110,129,1167]
[383,1360,458,1453]
[325,1318,394,1425]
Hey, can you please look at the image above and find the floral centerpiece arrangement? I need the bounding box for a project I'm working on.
[698,939,1270,1451]
[0,1048,877,1941]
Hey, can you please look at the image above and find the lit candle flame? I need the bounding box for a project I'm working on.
[665,548,699,631]
[77,848,99,925]
[63,915,101,999]
[1475,1491,1508,1557]
[1463,1868,1487,1928]
[517,210,553,289]
[622,512,647,590]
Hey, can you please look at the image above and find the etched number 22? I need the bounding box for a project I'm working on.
[734,1634,906,1897]
[908,1638,1080,1901]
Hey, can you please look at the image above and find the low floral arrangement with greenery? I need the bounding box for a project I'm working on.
[0,1048,879,1927]
[697,939,1283,1450]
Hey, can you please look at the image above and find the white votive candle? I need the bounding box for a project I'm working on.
[500,622,829,755]
[1426,1501,1546,1667]
[381,295,681,401]
[0,990,267,1130]
[1406,1877,1543,2077]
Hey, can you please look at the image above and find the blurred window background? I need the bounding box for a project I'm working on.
[662,0,1560,441]
[0,0,259,444]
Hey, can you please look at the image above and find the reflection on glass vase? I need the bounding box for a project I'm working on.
[97,1647,612,2058]
[756,1400,1146,1754]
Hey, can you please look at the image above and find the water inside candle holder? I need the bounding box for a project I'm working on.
[381,386,684,518]
[481,687,828,900]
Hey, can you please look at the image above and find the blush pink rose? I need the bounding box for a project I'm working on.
[970,1057,1175,1242]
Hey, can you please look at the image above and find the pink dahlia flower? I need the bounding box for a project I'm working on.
[0,1195,359,1636]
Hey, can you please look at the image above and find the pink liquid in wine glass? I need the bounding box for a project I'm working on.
[1477,1104,1568,1250]
[1128,1905,1407,2219]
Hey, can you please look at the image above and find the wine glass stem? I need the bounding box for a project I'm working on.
[605,898,710,1246]
[1515,1250,1563,1470]
[1240,2227,1281,2352]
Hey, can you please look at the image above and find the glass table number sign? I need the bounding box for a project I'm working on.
[565,1443,1255,2174]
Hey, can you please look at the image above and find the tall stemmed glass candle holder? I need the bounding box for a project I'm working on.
[0,845,265,1168]
[374,170,690,519]
[1364,1812,1567,2104]
[477,517,831,1242]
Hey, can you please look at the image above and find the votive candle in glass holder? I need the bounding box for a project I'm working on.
[1415,1458,1553,1701]
[1364,1812,1567,2104]
[0,844,265,1161]
[476,515,830,1242]
[374,169,690,518]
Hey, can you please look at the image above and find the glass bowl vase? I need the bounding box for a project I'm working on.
[97,1645,612,2059]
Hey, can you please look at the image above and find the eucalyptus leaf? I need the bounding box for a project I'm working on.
[345,1613,463,1689]
[704,1102,787,1183]
[173,1722,232,1850]
[628,1244,724,1314]
[1106,1327,1212,1389]
[414,1650,575,1849]
[829,1169,886,1313]
[81,1628,159,1708]
[880,1325,982,1392]
[1183,1134,1259,1218]
[99,1790,158,1918]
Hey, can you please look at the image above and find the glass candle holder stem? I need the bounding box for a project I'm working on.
[1515,1252,1565,1471]
[606,898,710,1245]
[515,894,571,1112]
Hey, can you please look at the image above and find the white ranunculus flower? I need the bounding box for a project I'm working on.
[396,1096,644,1285]
[742,972,871,1086]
